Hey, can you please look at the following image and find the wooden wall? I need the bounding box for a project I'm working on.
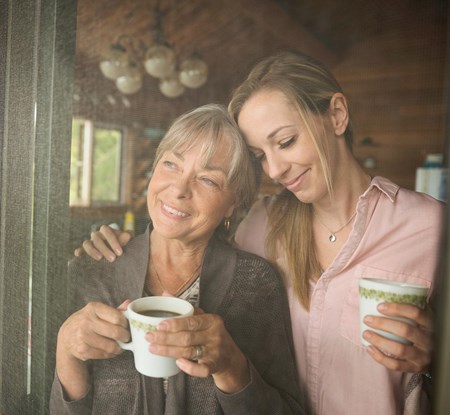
[334,23,448,190]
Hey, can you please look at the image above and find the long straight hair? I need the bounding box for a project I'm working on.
[229,51,353,309]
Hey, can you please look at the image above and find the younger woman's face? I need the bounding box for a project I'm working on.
[237,89,335,204]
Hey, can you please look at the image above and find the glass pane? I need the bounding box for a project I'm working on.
[31,1,447,414]
[91,127,122,203]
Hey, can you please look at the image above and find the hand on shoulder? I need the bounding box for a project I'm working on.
[74,225,132,262]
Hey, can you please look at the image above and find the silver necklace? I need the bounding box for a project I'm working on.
[315,211,357,243]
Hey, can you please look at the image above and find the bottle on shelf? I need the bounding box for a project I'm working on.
[124,209,135,236]
[415,153,447,201]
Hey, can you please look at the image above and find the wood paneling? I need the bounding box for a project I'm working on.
[335,21,448,190]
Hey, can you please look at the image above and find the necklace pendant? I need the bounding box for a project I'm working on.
[329,234,336,242]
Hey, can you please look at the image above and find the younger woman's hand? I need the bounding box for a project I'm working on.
[362,302,433,373]
[74,225,131,262]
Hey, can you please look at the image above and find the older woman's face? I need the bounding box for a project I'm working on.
[147,136,236,245]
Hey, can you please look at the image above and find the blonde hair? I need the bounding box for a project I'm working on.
[228,51,353,309]
[154,104,260,241]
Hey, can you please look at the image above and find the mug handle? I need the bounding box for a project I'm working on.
[116,309,133,351]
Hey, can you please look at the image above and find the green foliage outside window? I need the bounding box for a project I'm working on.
[69,119,123,206]
[92,128,122,202]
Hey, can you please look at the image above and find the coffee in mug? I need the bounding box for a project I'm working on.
[138,309,182,318]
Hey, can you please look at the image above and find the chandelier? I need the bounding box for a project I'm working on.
[99,7,208,98]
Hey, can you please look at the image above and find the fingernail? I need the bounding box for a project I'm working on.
[363,330,372,339]
[107,255,115,262]
[94,254,102,260]
[146,332,155,342]
[157,321,169,331]
[115,248,122,255]
[378,303,388,311]
[364,315,374,323]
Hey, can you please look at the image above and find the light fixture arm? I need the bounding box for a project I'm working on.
[151,7,168,46]
[115,34,143,62]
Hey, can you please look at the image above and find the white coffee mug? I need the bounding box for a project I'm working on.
[359,278,429,346]
[118,296,194,378]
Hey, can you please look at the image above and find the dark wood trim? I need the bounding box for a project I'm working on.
[0,0,77,414]
[30,0,77,413]
[0,1,38,413]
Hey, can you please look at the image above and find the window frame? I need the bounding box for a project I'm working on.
[70,118,127,208]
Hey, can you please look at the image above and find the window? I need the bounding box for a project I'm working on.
[70,118,125,206]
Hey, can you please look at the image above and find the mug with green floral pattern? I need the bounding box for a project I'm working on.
[117,296,194,377]
[359,278,429,346]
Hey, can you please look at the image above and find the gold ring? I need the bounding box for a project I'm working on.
[195,345,203,360]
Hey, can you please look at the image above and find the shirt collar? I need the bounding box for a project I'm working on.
[362,176,399,202]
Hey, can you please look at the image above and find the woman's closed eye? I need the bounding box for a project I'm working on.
[278,135,296,149]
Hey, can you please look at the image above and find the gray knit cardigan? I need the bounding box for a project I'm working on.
[50,227,304,414]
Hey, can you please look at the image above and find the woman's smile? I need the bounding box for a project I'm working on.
[161,202,190,218]
[282,169,311,192]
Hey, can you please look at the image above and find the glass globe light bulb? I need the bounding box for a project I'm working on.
[99,44,128,80]
[179,55,208,88]
[144,45,176,78]
[115,63,143,95]
[159,73,185,98]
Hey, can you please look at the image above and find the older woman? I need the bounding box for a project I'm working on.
[50,104,303,415]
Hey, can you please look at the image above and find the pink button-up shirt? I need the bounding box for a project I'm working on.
[235,177,443,415]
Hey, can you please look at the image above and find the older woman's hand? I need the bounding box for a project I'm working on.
[145,312,250,393]
[74,225,131,262]
[56,301,131,400]
[362,302,433,373]
[58,301,130,361]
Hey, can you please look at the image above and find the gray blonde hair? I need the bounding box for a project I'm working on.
[228,51,352,308]
[153,104,260,238]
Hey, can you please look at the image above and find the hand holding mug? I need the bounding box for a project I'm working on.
[146,311,250,393]
[359,278,433,373]
[363,301,433,373]
[56,301,130,400]
[58,301,130,362]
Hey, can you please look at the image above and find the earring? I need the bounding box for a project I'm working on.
[223,217,231,231]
